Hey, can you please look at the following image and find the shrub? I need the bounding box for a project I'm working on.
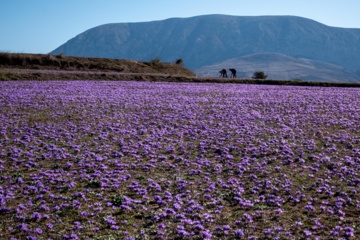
[252,71,268,79]
[175,58,183,65]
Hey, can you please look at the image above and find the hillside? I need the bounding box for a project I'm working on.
[195,53,360,82]
[2,52,360,88]
[50,14,360,81]
[0,52,195,76]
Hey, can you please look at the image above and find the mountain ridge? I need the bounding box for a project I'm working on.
[51,14,360,82]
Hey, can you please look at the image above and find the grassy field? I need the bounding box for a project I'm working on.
[1,80,359,239]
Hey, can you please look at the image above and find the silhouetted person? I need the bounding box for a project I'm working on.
[229,68,237,78]
[219,69,223,77]
[219,69,228,78]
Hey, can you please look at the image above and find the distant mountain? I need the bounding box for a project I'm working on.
[195,52,360,82]
[51,14,360,81]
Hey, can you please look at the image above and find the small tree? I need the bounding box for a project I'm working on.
[252,71,268,79]
[175,58,183,65]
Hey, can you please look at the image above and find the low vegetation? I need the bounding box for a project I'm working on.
[0,52,195,76]
[1,81,359,239]
[1,52,360,87]
[175,58,184,65]
[253,71,268,80]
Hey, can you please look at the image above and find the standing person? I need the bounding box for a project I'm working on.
[229,68,237,78]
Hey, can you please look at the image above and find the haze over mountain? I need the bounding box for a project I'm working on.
[51,14,360,81]
[195,52,360,82]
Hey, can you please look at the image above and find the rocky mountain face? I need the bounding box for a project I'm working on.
[51,14,360,81]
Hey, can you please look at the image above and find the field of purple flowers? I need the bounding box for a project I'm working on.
[1,81,359,239]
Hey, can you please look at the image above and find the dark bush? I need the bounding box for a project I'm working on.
[175,58,183,65]
[253,71,268,79]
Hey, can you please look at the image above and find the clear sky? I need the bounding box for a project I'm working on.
[1,0,360,54]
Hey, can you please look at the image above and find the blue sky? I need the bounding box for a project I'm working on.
[1,0,360,54]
